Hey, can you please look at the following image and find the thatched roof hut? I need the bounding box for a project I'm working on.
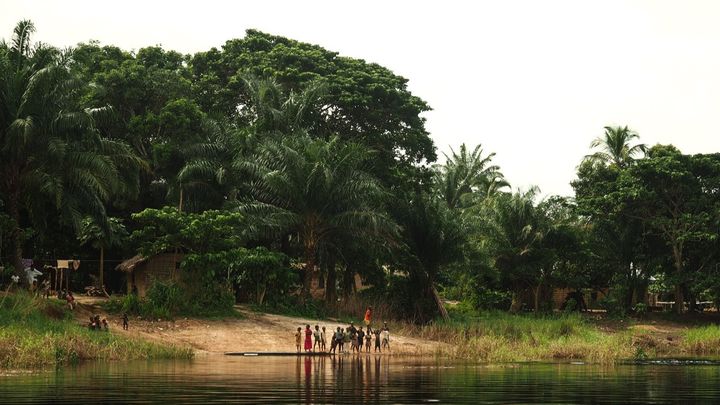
[115,253,183,297]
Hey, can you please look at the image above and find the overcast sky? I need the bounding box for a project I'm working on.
[4,0,720,196]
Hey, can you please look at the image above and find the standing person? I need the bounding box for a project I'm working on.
[122,313,129,330]
[313,325,321,352]
[65,291,75,310]
[304,325,313,352]
[330,328,338,353]
[364,306,373,327]
[356,327,365,353]
[320,326,327,352]
[343,327,351,353]
[350,327,358,353]
[374,328,381,352]
[365,327,372,352]
[295,327,302,352]
[382,323,390,350]
[336,327,344,353]
[41,279,50,299]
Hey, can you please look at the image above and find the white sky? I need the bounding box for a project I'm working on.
[4,0,720,196]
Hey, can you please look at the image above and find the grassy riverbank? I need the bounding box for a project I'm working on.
[0,291,193,369]
[391,310,720,363]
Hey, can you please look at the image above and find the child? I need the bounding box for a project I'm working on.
[356,327,365,353]
[330,328,338,353]
[343,327,351,353]
[295,327,302,352]
[336,327,344,353]
[350,327,358,353]
[382,323,390,350]
[374,328,381,352]
[320,326,327,352]
[122,313,129,330]
[313,325,321,351]
[102,318,109,331]
[365,327,372,352]
[65,291,75,310]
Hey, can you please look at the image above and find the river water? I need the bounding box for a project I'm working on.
[2,355,720,404]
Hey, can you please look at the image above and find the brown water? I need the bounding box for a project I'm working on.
[2,355,720,403]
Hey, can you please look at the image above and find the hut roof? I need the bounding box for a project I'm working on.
[115,255,148,273]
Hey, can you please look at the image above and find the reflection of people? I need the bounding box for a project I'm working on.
[364,306,372,327]
[304,325,313,352]
[295,327,302,352]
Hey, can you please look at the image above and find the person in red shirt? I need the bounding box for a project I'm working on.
[364,306,372,327]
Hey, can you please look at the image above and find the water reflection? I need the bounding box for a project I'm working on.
[2,355,720,403]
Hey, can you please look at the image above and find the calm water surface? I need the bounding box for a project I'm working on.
[2,355,720,404]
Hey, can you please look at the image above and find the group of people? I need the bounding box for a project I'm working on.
[88,314,109,331]
[295,322,391,354]
[295,306,391,354]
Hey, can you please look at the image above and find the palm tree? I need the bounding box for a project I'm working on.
[435,143,508,209]
[584,126,646,168]
[394,193,465,321]
[236,135,397,299]
[476,188,547,312]
[0,20,143,280]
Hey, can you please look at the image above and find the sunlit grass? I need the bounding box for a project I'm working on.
[0,291,193,369]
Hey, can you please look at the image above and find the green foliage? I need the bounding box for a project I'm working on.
[0,291,192,368]
[130,207,245,255]
[231,247,295,305]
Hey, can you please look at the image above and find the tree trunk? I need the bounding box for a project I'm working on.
[7,192,25,285]
[534,283,542,313]
[674,284,685,314]
[672,245,685,314]
[431,285,449,321]
[324,254,337,303]
[99,246,104,288]
[302,243,316,301]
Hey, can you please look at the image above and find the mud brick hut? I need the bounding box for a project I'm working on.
[115,253,184,297]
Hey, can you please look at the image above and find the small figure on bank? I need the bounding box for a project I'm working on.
[122,313,129,330]
[41,279,51,299]
[295,327,302,352]
[330,328,338,353]
[365,327,372,352]
[102,318,109,331]
[382,322,390,350]
[364,306,373,328]
[304,325,313,352]
[356,327,365,353]
[313,325,321,352]
[320,326,327,352]
[374,328,381,352]
[65,291,75,310]
[89,316,97,330]
[350,327,358,352]
[343,327,351,353]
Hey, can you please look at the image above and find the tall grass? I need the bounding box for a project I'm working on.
[0,291,193,369]
[390,311,643,363]
[683,325,720,355]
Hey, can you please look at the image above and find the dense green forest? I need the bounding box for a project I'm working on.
[1,20,719,321]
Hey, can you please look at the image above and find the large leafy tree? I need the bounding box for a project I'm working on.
[77,217,127,293]
[614,146,720,313]
[236,135,397,299]
[0,21,142,280]
[189,30,436,188]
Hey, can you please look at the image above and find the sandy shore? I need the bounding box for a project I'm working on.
[73,297,444,356]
